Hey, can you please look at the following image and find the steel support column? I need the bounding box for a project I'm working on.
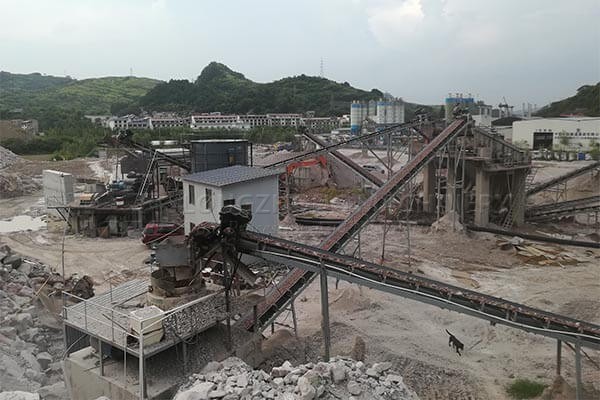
[183,340,188,374]
[556,339,562,376]
[139,324,145,400]
[291,301,298,338]
[320,262,331,361]
[575,339,582,400]
[99,340,104,376]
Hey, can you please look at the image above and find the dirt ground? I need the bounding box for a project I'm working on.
[0,156,150,293]
[1,154,599,399]
[274,222,600,400]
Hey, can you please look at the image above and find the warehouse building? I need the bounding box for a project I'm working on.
[512,117,600,150]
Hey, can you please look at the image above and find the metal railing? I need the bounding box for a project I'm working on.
[62,287,232,400]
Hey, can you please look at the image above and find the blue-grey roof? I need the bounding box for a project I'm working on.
[182,165,281,187]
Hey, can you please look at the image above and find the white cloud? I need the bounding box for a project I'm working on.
[0,0,174,44]
[367,0,425,47]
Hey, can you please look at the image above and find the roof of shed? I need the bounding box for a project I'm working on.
[182,165,281,187]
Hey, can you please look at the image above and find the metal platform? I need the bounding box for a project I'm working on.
[63,279,235,358]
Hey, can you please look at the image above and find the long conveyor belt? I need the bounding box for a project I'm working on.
[527,161,600,196]
[239,119,468,331]
[303,131,388,187]
[237,230,600,350]
[526,195,600,221]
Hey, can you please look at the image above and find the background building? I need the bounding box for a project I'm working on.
[0,118,39,140]
[512,117,600,150]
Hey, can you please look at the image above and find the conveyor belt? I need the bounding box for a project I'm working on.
[303,131,387,187]
[465,224,600,249]
[264,121,423,169]
[526,196,600,221]
[128,141,191,171]
[321,119,467,252]
[238,230,600,350]
[239,119,468,331]
[527,161,600,196]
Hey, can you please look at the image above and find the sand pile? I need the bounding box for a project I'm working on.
[431,210,464,232]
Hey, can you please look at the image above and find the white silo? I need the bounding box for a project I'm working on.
[368,100,377,117]
[376,100,386,124]
[387,101,395,124]
[393,99,405,123]
[350,101,361,134]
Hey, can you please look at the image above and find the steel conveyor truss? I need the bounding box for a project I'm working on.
[526,195,600,221]
[238,119,468,331]
[264,121,424,170]
[527,161,600,197]
[237,230,600,350]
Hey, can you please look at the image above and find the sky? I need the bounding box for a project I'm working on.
[1,0,599,107]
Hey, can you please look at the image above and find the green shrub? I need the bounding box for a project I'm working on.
[506,378,546,399]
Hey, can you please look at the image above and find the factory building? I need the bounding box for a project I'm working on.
[182,165,280,235]
[302,116,339,132]
[190,114,249,130]
[266,113,302,127]
[512,117,600,150]
[350,98,404,134]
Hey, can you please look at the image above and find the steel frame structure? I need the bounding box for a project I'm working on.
[237,231,600,350]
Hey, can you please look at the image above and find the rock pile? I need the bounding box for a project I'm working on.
[0,145,20,169]
[0,145,39,198]
[174,357,419,400]
[0,174,41,199]
[0,244,92,398]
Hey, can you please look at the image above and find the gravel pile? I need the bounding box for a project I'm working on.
[174,356,419,400]
[0,145,20,169]
[0,244,93,398]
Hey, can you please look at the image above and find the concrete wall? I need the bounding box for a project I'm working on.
[64,347,138,400]
[512,117,600,150]
[43,169,74,208]
[183,176,279,235]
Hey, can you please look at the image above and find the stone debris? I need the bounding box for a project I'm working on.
[0,392,40,400]
[496,239,587,266]
[174,356,419,400]
[0,145,20,169]
[0,174,41,199]
[0,243,86,394]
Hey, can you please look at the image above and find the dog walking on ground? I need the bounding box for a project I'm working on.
[446,329,464,356]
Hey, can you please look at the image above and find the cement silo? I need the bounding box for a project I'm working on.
[368,100,377,117]
[376,100,387,124]
[393,100,405,123]
[190,139,249,173]
[350,101,362,134]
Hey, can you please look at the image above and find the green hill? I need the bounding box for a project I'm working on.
[0,72,74,110]
[137,62,385,116]
[536,83,600,117]
[0,72,161,115]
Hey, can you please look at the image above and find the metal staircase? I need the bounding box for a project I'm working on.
[502,171,527,229]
